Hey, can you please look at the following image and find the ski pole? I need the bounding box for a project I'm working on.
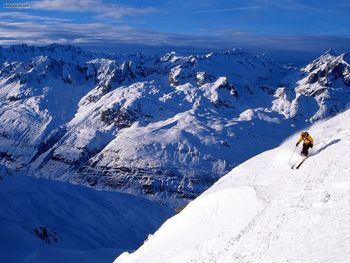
[288,145,297,165]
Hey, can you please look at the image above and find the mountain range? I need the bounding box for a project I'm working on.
[1,44,349,205]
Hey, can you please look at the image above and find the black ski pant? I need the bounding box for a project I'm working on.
[301,143,312,156]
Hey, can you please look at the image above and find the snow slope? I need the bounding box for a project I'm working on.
[0,172,172,263]
[115,107,350,263]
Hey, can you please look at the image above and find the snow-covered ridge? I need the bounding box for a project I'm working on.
[115,106,350,263]
[0,44,350,204]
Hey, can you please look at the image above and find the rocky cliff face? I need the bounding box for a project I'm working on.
[0,44,349,204]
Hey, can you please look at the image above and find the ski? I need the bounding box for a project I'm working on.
[296,156,308,169]
[291,157,302,169]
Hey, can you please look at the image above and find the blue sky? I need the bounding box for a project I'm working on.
[0,0,349,58]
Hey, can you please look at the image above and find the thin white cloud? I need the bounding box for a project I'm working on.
[256,0,337,13]
[29,0,100,11]
[0,12,349,53]
[0,12,71,22]
[192,5,261,14]
[0,18,219,48]
[28,0,156,18]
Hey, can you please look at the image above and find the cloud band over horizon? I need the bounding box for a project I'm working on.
[0,0,349,55]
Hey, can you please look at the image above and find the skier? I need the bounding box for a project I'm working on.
[296,131,314,156]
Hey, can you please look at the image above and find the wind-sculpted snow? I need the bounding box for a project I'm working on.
[0,44,350,204]
[115,107,350,263]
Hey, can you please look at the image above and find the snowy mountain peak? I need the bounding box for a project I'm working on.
[323,48,337,56]
[288,50,350,121]
[0,43,97,63]
[304,49,350,74]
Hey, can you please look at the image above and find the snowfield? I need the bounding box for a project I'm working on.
[0,173,172,263]
[115,107,350,263]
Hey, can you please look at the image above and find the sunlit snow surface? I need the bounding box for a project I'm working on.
[115,107,350,263]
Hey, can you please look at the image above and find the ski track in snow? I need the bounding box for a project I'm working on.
[115,107,350,263]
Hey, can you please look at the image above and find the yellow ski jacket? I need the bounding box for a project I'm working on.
[297,132,314,146]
